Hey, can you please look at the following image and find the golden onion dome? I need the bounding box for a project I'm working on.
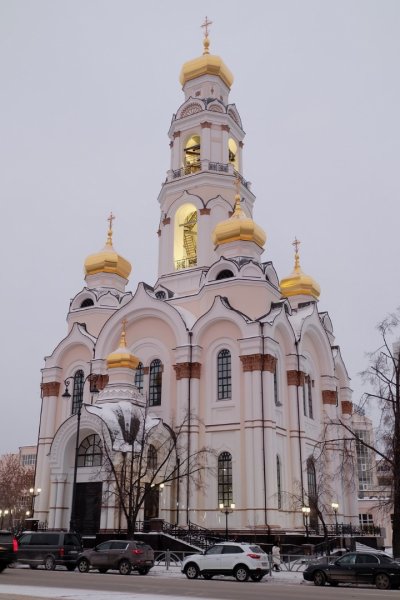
[179,23,234,89]
[107,320,140,370]
[280,238,320,300]
[84,213,131,280]
[212,190,266,248]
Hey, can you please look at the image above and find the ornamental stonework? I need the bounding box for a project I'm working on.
[173,362,201,380]
[41,381,60,397]
[221,124,230,132]
[162,217,171,226]
[240,354,276,372]
[341,400,353,415]
[201,121,212,129]
[200,208,211,215]
[173,131,181,139]
[92,374,109,391]
[287,370,305,386]
[322,390,337,405]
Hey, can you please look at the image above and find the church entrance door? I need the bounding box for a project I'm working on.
[75,482,102,535]
[144,483,159,523]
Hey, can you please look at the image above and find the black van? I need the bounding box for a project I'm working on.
[17,531,82,570]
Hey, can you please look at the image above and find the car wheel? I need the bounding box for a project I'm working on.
[234,565,250,582]
[184,563,199,579]
[98,568,108,574]
[44,556,56,571]
[313,570,326,586]
[375,573,391,590]
[119,559,132,575]
[138,567,150,575]
[77,558,90,573]
[250,572,263,582]
[203,572,213,580]
[66,565,76,572]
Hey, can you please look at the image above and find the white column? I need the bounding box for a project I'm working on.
[47,480,58,530]
[54,477,66,530]
[200,123,211,161]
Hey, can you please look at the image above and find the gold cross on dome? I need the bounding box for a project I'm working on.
[292,237,301,255]
[107,211,115,231]
[201,16,213,38]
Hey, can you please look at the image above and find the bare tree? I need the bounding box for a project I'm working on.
[100,406,214,538]
[0,453,34,528]
[325,310,400,557]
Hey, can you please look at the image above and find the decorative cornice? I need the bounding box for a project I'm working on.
[221,124,230,132]
[240,354,277,372]
[41,381,60,398]
[173,131,181,139]
[173,362,201,380]
[162,217,171,226]
[201,121,212,129]
[200,208,211,215]
[341,400,353,415]
[287,370,305,386]
[322,390,337,405]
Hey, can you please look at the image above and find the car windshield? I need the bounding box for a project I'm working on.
[206,545,224,555]
[337,554,356,565]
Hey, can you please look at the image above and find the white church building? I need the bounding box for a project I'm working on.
[34,26,358,537]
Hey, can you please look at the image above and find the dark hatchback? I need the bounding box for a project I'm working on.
[0,531,18,572]
[303,551,400,590]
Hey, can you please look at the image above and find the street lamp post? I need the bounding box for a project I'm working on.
[62,374,98,532]
[29,487,41,518]
[219,503,235,540]
[302,506,311,538]
[331,502,339,536]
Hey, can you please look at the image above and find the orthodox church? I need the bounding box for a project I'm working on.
[34,23,358,537]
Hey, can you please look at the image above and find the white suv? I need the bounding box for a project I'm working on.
[182,542,269,582]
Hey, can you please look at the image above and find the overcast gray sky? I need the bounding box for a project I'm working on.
[1,1,399,455]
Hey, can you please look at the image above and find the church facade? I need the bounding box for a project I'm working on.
[34,29,358,536]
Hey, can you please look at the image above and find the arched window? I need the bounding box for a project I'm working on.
[217,349,231,400]
[147,445,157,471]
[228,138,238,170]
[184,134,201,173]
[174,204,198,270]
[303,375,314,419]
[277,455,282,509]
[71,370,84,415]
[80,298,94,308]
[135,362,144,393]
[215,269,234,280]
[307,457,317,500]
[218,451,233,507]
[155,291,166,299]
[149,359,162,406]
[77,434,102,467]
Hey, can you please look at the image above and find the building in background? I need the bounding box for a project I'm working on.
[33,24,358,538]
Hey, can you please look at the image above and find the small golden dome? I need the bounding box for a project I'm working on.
[84,213,131,280]
[107,320,140,370]
[212,189,266,248]
[280,238,320,300]
[180,19,233,89]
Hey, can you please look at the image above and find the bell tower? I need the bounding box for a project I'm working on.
[156,19,259,296]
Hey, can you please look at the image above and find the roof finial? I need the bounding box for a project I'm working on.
[233,175,243,215]
[120,318,128,348]
[201,16,213,55]
[106,211,115,246]
[292,237,301,270]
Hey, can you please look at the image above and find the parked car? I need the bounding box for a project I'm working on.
[77,539,154,575]
[0,530,18,572]
[181,541,269,582]
[17,531,82,570]
[303,551,400,590]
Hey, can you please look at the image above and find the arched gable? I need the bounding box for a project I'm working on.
[44,322,95,369]
[297,310,335,376]
[192,295,257,343]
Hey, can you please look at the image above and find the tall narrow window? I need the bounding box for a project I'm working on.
[135,362,144,393]
[174,203,198,270]
[218,452,233,507]
[274,361,280,406]
[303,379,308,417]
[184,135,201,173]
[307,457,317,499]
[149,359,162,406]
[77,434,102,467]
[147,445,157,471]
[277,455,282,509]
[217,349,231,400]
[307,376,314,419]
[72,370,84,415]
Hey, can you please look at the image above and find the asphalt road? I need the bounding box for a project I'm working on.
[1,568,399,600]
